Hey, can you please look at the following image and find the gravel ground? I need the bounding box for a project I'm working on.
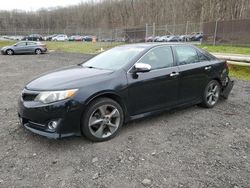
[0,52,249,188]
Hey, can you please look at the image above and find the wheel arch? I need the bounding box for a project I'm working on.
[84,91,129,122]
[6,48,14,54]
[211,77,223,87]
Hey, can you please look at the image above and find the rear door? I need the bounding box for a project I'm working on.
[127,46,180,116]
[26,42,36,53]
[173,45,212,103]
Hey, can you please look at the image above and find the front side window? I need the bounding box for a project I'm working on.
[16,42,27,47]
[139,46,174,70]
[175,46,199,65]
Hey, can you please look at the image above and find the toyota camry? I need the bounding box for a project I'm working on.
[18,43,234,141]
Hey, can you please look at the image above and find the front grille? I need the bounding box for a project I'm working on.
[22,93,38,101]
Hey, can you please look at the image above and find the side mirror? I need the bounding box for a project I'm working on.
[133,63,151,73]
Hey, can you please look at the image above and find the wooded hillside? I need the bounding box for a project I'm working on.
[0,0,249,31]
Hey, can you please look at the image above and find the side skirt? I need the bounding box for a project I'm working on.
[126,99,202,122]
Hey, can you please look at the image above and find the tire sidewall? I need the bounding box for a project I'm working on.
[81,98,124,142]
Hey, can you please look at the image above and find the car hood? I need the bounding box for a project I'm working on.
[26,66,114,90]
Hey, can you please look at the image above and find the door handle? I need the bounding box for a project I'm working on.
[205,66,212,70]
[170,72,179,77]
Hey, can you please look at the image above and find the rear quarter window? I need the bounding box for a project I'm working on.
[174,46,199,65]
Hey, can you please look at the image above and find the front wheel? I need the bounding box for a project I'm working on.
[200,80,221,108]
[6,49,14,55]
[81,98,124,142]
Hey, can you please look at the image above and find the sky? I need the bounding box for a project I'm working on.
[0,0,88,11]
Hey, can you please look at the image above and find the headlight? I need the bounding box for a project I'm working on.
[35,89,78,104]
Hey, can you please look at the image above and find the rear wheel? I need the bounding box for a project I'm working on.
[35,49,42,55]
[200,80,221,108]
[81,98,124,142]
[6,49,14,55]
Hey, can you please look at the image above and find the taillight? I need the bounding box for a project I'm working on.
[40,44,46,48]
[225,61,229,69]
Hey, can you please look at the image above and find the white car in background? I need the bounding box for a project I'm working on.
[52,34,68,41]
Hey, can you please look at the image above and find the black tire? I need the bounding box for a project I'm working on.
[35,49,42,55]
[6,49,14,55]
[200,80,221,108]
[81,98,124,142]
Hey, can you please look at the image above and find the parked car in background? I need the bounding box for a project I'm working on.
[115,37,125,42]
[145,36,154,42]
[166,35,181,42]
[190,32,203,41]
[52,34,68,41]
[17,43,233,141]
[157,35,171,42]
[179,35,189,41]
[22,34,44,41]
[44,34,58,41]
[1,41,47,55]
[100,38,115,42]
[68,35,83,41]
[82,36,96,42]
[153,36,161,42]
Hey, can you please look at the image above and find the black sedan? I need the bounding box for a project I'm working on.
[18,43,234,141]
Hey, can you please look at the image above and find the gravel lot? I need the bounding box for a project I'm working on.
[0,52,249,188]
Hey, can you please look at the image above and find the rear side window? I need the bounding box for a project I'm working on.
[27,42,36,45]
[16,42,27,46]
[174,46,199,65]
[140,46,174,70]
[197,51,209,61]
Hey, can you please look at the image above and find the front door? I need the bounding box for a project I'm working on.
[13,42,28,54]
[127,46,180,116]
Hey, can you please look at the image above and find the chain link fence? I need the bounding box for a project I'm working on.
[0,19,249,46]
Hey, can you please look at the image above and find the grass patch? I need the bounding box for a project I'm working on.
[0,41,16,48]
[46,41,123,54]
[229,65,250,81]
[199,44,250,55]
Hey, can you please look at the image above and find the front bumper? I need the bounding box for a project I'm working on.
[18,89,83,139]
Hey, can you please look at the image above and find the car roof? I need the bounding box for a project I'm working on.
[118,42,193,50]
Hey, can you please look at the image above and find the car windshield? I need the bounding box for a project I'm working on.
[82,46,145,70]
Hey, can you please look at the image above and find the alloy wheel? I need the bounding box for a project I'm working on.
[206,82,220,106]
[7,50,13,55]
[88,104,120,138]
[35,49,42,55]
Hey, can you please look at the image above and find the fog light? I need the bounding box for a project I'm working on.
[48,121,59,130]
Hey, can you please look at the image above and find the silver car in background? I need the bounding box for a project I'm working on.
[1,41,47,55]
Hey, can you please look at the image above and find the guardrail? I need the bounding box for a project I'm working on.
[212,53,250,67]
[226,61,250,67]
